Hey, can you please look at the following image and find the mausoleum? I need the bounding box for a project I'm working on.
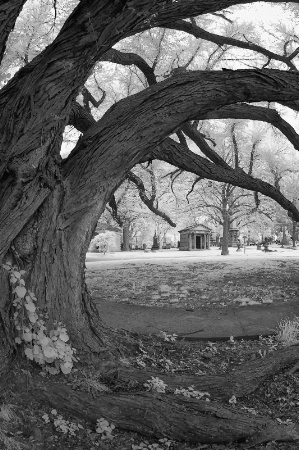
[178,224,211,251]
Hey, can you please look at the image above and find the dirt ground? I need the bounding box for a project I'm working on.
[3,249,299,450]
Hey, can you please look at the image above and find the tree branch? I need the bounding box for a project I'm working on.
[81,86,106,114]
[152,137,299,221]
[101,48,157,86]
[62,69,299,227]
[127,171,176,227]
[182,124,231,169]
[167,20,297,70]
[200,103,299,152]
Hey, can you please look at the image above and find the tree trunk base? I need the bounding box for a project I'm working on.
[16,344,299,446]
[29,381,299,447]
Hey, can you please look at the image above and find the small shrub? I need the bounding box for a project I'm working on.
[89,232,115,253]
[275,317,299,345]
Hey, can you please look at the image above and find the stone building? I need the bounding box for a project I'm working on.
[178,224,211,251]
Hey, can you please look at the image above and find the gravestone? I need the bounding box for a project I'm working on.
[151,232,160,250]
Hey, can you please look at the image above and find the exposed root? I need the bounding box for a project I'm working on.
[30,382,299,446]
[101,344,299,400]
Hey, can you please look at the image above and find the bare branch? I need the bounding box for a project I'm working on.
[81,86,106,114]
[167,20,298,71]
[152,29,166,71]
[231,123,239,169]
[248,140,260,176]
[186,176,203,203]
[101,48,157,86]
[108,194,123,227]
[211,12,233,24]
[288,46,299,61]
[182,124,231,169]
[200,104,299,152]
[152,137,299,221]
[127,171,176,227]
[62,68,299,226]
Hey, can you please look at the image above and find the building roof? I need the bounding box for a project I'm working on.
[179,224,211,233]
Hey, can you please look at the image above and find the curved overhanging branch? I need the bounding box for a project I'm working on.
[93,41,299,154]
[2,0,299,171]
[101,49,156,86]
[200,103,299,152]
[152,137,299,221]
[61,68,299,227]
[168,20,297,71]
[68,101,176,227]
[145,0,299,29]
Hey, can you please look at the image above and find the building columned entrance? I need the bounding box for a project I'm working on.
[178,224,211,251]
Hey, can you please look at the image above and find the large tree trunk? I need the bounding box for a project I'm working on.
[0,173,130,373]
[221,212,230,256]
[122,224,131,251]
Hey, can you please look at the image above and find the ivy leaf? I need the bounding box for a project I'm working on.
[24,348,34,360]
[25,302,36,312]
[44,357,55,363]
[47,367,60,375]
[59,332,69,342]
[37,330,48,342]
[28,311,38,323]
[14,286,26,298]
[33,344,41,354]
[44,347,57,358]
[60,362,72,374]
[23,332,33,342]
[15,337,22,344]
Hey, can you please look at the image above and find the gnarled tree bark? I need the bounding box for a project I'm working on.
[24,344,299,446]
[2,1,299,445]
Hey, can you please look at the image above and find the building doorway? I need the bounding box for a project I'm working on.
[196,236,201,249]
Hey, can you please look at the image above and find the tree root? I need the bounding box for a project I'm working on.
[31,382,299,446]
[101,344,299,400]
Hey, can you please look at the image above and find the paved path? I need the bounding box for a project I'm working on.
[87,247,299,341]
[96,300,299,341]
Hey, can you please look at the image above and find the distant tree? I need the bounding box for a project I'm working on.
[106,162,176,250]
[170,121,271,253]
